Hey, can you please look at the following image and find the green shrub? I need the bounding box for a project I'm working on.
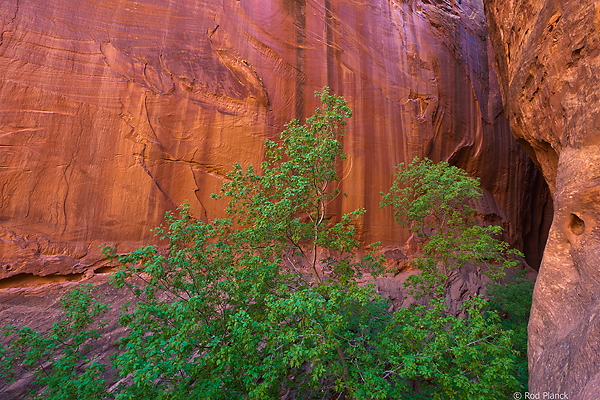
[0,284,109,399]
[486,273,535,392]
[381,157,522,298]
[1,88,524,399]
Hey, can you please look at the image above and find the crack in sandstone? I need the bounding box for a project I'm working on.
[0,272,84,290]
[116,103,176,207]
[160,155,228,181]
[189,163,209,222]
[143,92,163,149]
[60,121,84,235]
[0,0,19,49]
[99,40,254,117]
[136,143,177,208]
[0,262,115,289]
[2,224,87,252]
[218,3,304,83]
[118,101,162,148]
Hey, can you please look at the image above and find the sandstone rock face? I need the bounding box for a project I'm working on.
[0,0,549,285]
[484,0,600,397]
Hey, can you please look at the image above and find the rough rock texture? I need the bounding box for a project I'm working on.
[0,0,551,285]
[0,275,129,397]
[483,0,600,397]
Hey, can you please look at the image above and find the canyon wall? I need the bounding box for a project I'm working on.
[0,0,550,285]
[484,0,600,397]
[0,0,553,302]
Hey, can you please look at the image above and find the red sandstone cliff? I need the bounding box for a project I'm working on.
[484,0,600,397]
[0,0,550,286]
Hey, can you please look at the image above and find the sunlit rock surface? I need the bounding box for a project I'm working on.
[484,0,600,397]
[0,0,549,279]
